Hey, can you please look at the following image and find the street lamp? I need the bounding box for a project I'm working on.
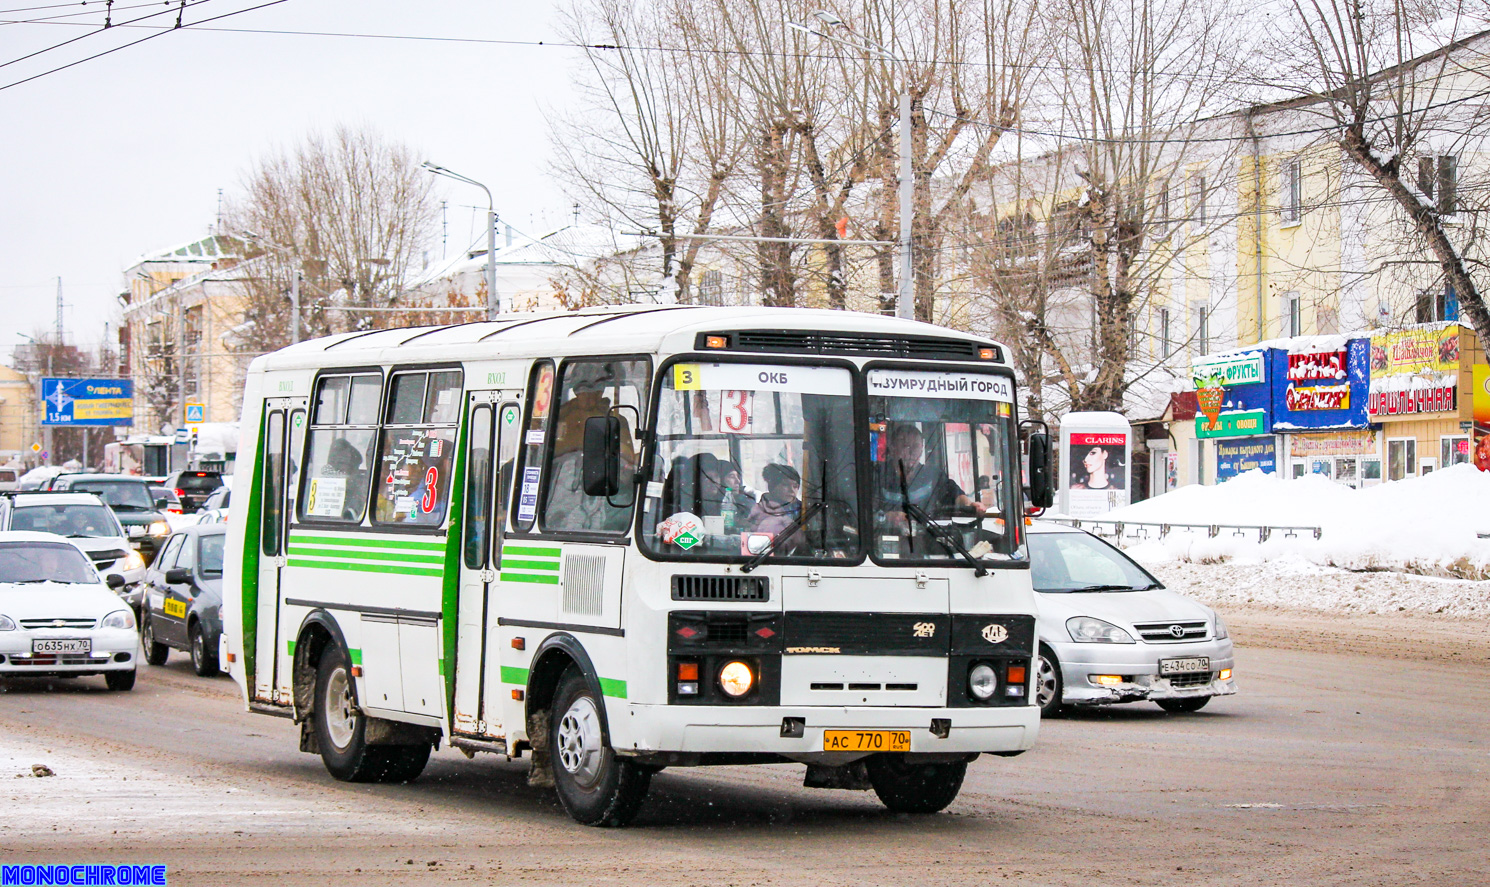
[421,162,502,319]
[789,13,914,321]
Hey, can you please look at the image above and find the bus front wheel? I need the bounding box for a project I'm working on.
[865,753,967,814]
[549,669,651,826]
[313,645,430,784]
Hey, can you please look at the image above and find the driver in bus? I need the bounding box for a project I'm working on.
[879,424,985,531]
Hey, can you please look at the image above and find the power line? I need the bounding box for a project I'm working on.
[0,0,214,72]
[0,0,286,92]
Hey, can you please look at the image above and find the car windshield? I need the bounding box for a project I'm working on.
[198,533,225,576]
[866,369,1022,564]
[68,481,154,511]
[640,362,859,562]
[0,541,98,584]
[10,504,120,538]
[1028,530,1159,592]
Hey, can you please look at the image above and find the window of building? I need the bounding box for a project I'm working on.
[1160,308,1172,358]
[371,370,462,528]
[1416,286,1459,323]
[1157,185,1171,226]
[1281,157,1302,223]
[1285,292,1302,337]
[1442,435,1471,467]
[539,358,649,534]
[300,373,383,523]
[1193,305,1209,356]
[1191,175,1207,227]
[1387,437,1416,481]
[1418,155,1458,215]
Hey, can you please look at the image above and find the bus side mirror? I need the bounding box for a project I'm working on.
[1027,432,1054,509]
[582,415,622,497]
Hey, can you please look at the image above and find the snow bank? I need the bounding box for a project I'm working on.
[1097,464,1490,579]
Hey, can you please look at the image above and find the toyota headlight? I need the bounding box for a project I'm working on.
[148,521,171,536]
[124,549,146,571]
[1067,616,1136,644]
[101,609,136,631]
[0,614,15,631]
[1213,612,1229,639]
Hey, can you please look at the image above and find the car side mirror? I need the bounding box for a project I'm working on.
[164,567,192,585]
[582,415,622,497]
[105,573,126,589]
[1026,432,1054,509]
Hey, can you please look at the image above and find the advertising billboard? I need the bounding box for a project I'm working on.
[40,378,134,427]
[1058,412,1132,518]
[1271,339,1370,431]
[1192,349,1272,439]
[1367,324,1461,418]
[1216,438,1277,481]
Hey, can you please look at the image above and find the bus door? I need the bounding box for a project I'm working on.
[253,399,306,704]
[453,394,521,738]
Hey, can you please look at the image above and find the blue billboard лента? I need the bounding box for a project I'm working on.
[40,377,134,427]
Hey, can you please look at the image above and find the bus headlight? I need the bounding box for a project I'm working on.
[968,663,998,701]
[718,661,754,697]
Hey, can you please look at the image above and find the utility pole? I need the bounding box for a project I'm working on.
[290,271,302,344]
[55,277,65,341]
[897,92,914,320]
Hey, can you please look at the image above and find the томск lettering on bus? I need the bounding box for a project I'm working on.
[222,306,1055,826]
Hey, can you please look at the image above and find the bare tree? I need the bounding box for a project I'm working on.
[1272,0,1490,340]
[224,125,439,347]
[972,0,1242,416]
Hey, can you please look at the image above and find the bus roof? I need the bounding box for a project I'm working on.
[253,306,1011,371]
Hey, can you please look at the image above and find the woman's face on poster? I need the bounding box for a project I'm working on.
[1083,446,1107,475]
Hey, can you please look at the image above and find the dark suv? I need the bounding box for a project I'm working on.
[47,474,173,560]
[163,470,223,513]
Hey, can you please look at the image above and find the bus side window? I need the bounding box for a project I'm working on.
[301,373,381,524]
[262,410,285,555]
[372,370,462,528]
[512,362,555,533]
[539,358,648,534]
[463,404,494,569]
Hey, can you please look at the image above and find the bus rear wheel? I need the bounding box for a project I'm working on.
[865,753,967,814]
[549,669,651,826]
[313,645,430,784]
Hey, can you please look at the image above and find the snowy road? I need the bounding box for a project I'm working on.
[1,601,1486,886]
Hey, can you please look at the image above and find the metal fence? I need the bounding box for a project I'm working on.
[1043,517,1323,544]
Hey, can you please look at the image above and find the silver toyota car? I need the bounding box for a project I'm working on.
[1029,522,1236,715]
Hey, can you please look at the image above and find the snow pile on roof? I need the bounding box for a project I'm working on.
[1103,465,1490,579]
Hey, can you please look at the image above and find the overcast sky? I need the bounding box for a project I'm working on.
[0,0,579,364]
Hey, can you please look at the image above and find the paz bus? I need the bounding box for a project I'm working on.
[223,306,1054,826]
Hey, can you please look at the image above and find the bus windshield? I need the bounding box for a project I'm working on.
[866,368,1022,564]
[640,361,859,562]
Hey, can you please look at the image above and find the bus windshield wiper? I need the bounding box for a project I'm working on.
[900,501,988,577]
[740,499,826,573]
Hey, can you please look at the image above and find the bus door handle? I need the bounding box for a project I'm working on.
[274,555,288,569]
[480,569,497,584]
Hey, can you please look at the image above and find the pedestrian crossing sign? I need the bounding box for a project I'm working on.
[185,403,205,424]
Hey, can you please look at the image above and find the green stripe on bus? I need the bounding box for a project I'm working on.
[500,558,561,571]
[349,648,362,665]
[288,534,446,551]
[500,665,623,698]
[501,545,561,557]
[599,678,627,699]
[500,665,529,684]
[286,639,295,657]
[501,572,560,585]
[286,558,444,578]
[286,545,444,564]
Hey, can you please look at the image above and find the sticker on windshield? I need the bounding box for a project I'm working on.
[659,511,704,550]
[718,390,754,433]
[305,477,346,518]
[867,369,1013,403]
[673,363,851,396]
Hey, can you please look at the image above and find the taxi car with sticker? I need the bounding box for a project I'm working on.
[0,530,138,690]
[140,524,226,676]
[1029,521,1236,715]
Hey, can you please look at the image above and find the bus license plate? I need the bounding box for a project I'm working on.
[33,638,90,654]
[823,730,911,752]
[1159,656,1209,675]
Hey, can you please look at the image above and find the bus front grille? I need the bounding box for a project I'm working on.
[672,575,770,602]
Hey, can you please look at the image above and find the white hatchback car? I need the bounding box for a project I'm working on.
[0,493,149,611]
[0,531,139,690]
[1029,522,1236,715]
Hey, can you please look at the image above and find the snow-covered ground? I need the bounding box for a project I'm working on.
[1073,464,1490,580]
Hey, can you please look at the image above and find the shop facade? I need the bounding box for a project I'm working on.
[1269,337,1375,485]
[1365,323,1483,480]
[1187,349,1277,484]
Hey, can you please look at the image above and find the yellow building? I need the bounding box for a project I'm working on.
[0,363,39,464]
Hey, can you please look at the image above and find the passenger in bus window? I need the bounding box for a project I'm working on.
[879,424,983,529]
[327,437,368,519]
[745,463,803,549]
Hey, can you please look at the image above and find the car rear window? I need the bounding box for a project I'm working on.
[0,541,97,584]
[68,481,155,511]
[178,474,221,490]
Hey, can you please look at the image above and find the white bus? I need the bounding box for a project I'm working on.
[223,306,1054,826]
